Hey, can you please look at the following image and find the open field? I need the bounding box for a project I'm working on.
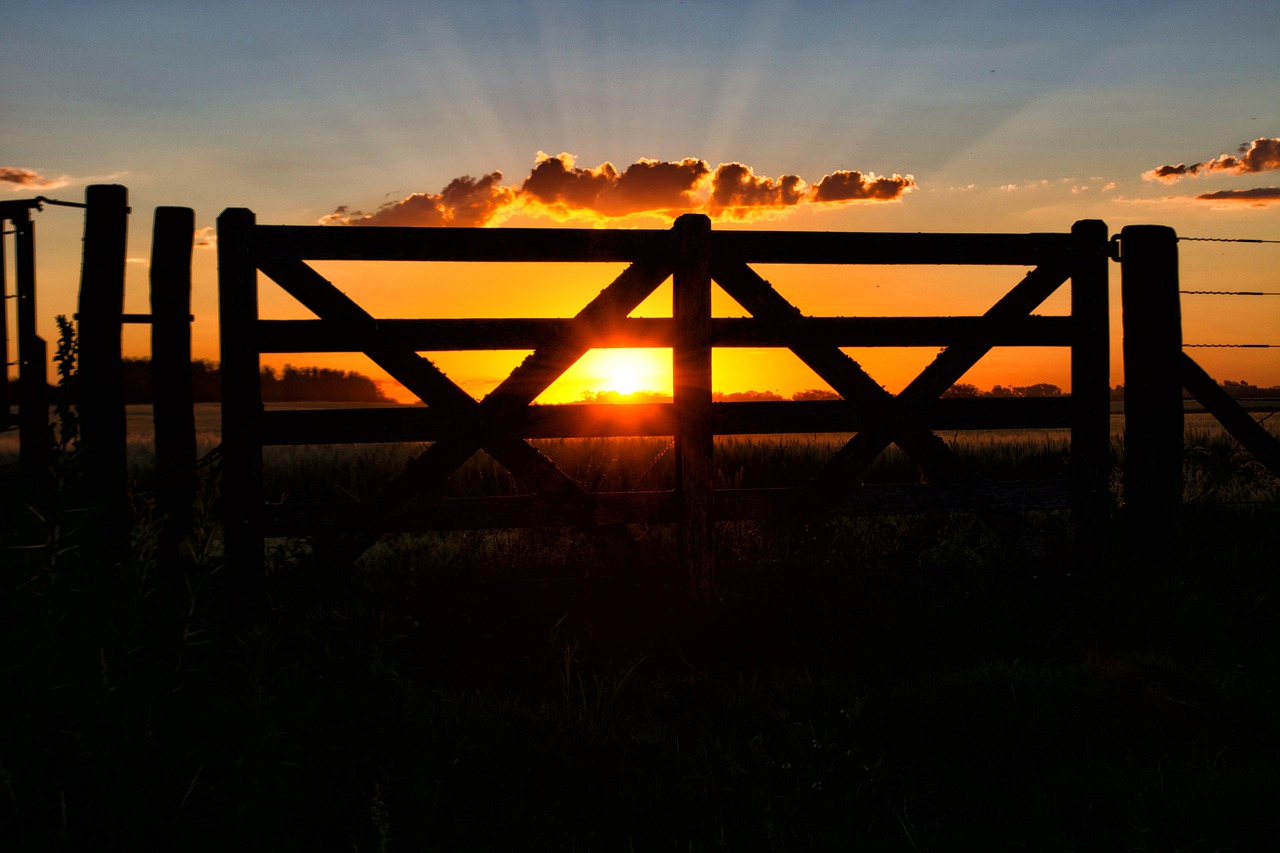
[2,404,1278,850]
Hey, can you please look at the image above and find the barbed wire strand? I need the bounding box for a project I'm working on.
[1178,236,1280,244]
[1184,344,1280,349]
[1181,290,1280,296]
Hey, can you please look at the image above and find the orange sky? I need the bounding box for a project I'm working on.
[4,2,1278,404]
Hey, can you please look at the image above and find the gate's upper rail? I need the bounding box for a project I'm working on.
[248,223,1072,265]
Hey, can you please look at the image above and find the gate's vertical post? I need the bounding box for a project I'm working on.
[1120,225,1183,556]
[77,183,131,559]
[673,213,715,598]
[217,208,264,619]
[150,207,196,570]
[13,206,49,483]
[1,220,9,433]
[1069,220,1111,566]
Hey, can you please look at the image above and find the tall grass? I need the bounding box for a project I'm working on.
[2,405,1278,850]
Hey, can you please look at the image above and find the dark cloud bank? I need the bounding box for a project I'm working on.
[324,153,916,227]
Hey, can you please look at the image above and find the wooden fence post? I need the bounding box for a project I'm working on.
[150,207,196,568]
[673,213,715,598]
[1069,219,1112,565]
[1119,224,1183,554]
[0,221,9,433]
[12,206,50,484]
[76,184,131,558]
[217,207,265,618]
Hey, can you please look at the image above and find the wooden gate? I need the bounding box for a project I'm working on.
[217,211,1112,597]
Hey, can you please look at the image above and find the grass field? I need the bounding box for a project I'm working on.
[2,405,1278,850]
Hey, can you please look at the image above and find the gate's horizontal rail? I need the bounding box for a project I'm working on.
[712,231,1073,266]
[259,481,1072,535]
[252,225,672,262]
[260,397,1076,445]
[247,224,1072,266]
[258,315,1074,352]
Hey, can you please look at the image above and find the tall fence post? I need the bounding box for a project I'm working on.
[12,205,50,483]
[1069,219,1112,565]
[0,221,9,433]
[77,183,131,559]
[1119,225,1183,554]
[151,207,196,569]
[673,213,715,598]
[218,207,265,619]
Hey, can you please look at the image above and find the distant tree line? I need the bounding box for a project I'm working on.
[10,359,393,404]
[578,381,1280,405]
[12,369,1280,406]
[153,360,392,403]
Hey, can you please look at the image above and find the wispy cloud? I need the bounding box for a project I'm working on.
[810,170,915,203]
[708,162,804,215]
[323,153,915,227]
[0,166,67,192]
[1195,187,1280,207]
[521,153,711,218]
[1143,137,1280,182]
[322,172,516,227]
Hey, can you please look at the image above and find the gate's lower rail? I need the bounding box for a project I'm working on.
[261,482,1072,537]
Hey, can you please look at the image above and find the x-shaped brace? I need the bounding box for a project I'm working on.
[259,248,674,560]
[711,256,1072,539]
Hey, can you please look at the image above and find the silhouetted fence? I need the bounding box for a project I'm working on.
[1,195,49,482]
[217,211,1115,597]
[3,186,195,564]
[10,190,1276,597]
[1119,225,1280,552]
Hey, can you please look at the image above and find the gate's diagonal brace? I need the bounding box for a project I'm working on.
[350,251,675,557]
[258,259,585,502]
[1180,352,1280,477]
[713,257,1071,557]
[261,251,674,560]
[710,259,966,482]
[809,261,1072,500]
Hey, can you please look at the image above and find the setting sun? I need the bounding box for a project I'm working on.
[579,348,670,398]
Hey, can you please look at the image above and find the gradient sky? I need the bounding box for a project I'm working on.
[4,0,1278,402]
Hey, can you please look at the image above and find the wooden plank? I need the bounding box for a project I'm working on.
[712,230,1073,266]
[1068,220,1112,561]
[257,315,1074,352]
[259,396,1076,445]
[256,259,594,516]
[259,480,1072,536]
[674,214,715,598]
[1181,353,1280,477]
[289,246,676,560]
[75,184,131,558]
[725,481,1072,518]
[254,223,1069,265]
[711,258,964,481]
[0,220,8,432]
[252,223,671,262]
[217,207,266,601]
[11,207,48,482]
[808,260,1073,497]
[1120,225,1183,552]
[150,206,197,567]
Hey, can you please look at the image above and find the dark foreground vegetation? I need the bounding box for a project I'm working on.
[2,426,1278,851]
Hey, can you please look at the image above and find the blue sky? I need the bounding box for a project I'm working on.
[4,0,1278,395]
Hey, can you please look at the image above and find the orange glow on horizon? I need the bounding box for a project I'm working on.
[248,239,1280,404]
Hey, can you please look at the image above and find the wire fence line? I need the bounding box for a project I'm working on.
[1181,290,1280,296]
[1177,236,1280,244]
[1172,238,1279,347]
